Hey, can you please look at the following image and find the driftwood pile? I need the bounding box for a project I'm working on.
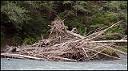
[1,19,127,62]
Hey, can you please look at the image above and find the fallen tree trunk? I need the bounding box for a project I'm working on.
[90,40,127,43]
[1,53,46,61]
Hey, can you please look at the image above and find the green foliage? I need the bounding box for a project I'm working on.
[1,1,127,46]
[1,1,30,24]
[23,37,36,45]
[11,36,23,46]
[107,26,124,34]
[91,12,118,28]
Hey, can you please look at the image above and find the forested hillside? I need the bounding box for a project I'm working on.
[1,1,127,47]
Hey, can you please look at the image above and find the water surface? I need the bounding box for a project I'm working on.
[1,55,127,70]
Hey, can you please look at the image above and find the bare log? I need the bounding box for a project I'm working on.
[1,53,46,60]
[67,30,85,39]
[82,48,89,58]
[90,40,127,43]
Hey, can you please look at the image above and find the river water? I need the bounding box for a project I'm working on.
[1,55,127,70]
